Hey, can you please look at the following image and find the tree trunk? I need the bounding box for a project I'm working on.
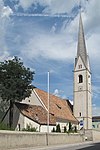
[9,100,13,129]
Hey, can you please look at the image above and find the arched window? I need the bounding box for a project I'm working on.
[79,75,83,83]
[79,112,81,117]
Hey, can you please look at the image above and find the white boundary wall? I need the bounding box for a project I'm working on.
[93,129,100,141]
[0,130,83,149]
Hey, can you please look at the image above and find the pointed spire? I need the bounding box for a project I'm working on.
[77,14,87,67]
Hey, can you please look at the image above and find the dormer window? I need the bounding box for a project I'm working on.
[56,104,61,109]
[79,75,83,83]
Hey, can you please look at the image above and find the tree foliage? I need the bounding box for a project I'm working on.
[0,56,34,102]
[0,56,35,128]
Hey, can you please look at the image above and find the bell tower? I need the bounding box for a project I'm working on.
[73,14,92,130]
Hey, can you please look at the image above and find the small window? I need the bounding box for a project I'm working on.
[18,124,20,131]
[79,112,81,117]
[79,75,83,83]
[78,64,82,69]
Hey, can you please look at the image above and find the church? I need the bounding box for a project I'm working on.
[0,12,92,132]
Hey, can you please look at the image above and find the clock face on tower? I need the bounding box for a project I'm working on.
[78,86,83,91]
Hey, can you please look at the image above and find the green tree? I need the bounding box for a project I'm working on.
[52,127,56,132]
[64,126,66,133]
[68,122,72,132]
[56,124,61,132]
[74,126,77,133]
[0,56,34,129]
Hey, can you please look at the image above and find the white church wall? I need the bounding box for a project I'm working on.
[24,116,40,131]
[21,90,42,107]
[40,125,56,132]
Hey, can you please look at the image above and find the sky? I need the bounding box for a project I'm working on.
[0,0,100,116]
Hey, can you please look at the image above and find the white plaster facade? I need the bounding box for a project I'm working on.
[16,113,55,132]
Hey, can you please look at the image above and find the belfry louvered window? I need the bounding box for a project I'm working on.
[79,75,83,83]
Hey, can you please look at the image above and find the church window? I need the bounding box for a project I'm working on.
[18,124,20,131]
[79,112,81,117]
[79,75,83,83]
[78,64,82,69]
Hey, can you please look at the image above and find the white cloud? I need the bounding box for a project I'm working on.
[0,51,10,62]
[53,89,66,99]
[9,0,100,63]
[50,23,57,33]
[0,1,13,61]
[53,89,60,97]
[17,0,35,10]
[1,6,13,18]
[20,31,76,61]
[84,0,100,32]
[16,0,78,14]
[42,0,77,14]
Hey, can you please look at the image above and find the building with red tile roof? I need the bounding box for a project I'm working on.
[13,87,78,132]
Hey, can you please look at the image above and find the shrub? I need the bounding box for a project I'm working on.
[22,124,37,132]
[56,124,61,132]
[52,127,56,132]
[74,126,77,133]
[68,122,72,132]
[64,126,67,133]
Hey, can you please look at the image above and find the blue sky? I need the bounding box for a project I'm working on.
[0,0,100,116]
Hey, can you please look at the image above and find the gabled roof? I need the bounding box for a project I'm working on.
[34,88,78,124]
[15,102,56,125]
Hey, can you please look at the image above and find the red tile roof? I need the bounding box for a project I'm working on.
[34,88,78,124]
[15,102,56,125]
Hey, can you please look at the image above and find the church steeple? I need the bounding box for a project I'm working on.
[73,12,92,130]
[76,14,87,67]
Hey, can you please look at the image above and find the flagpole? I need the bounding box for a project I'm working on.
[47,71,50,134]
